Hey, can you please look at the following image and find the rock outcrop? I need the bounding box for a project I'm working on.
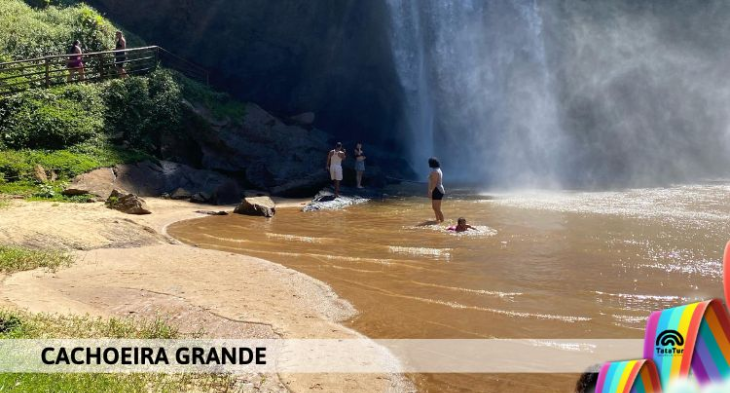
[63,167,121,198]
[33,164,48,183]
[106,190,151,215]
[170,188,192,200]
[183,102,331,197]
[64,161,242,204]
[190,192,213,204]
[289,112,315,126]
[88,0,402,147]
[195,210,229,216]
[234,191,276,217]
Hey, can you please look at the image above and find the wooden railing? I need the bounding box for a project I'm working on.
[0,46,209,95]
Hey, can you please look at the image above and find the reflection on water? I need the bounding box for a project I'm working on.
[168,184,729,392]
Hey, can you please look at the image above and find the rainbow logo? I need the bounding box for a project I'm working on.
[595,241,730,393]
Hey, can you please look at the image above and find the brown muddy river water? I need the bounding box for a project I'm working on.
[168,184,730,392]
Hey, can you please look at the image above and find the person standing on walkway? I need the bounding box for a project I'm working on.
[67,40,85,82]
[428,157,445,223]
[114,31,127,78]
[327,142,346,198]
[354,142,366,188]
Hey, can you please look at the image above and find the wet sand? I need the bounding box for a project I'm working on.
[0,198,412,393]
[169,184,730,392]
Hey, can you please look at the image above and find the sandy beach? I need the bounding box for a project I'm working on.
[0,198,412,393]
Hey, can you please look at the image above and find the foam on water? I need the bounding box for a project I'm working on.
[265,233,332,244]
[201,234,249,244]
[636,259,722,278]
[389,293,590,323]
[610,314,648,325]
[488,185,730,230]
[388,245,452,260]
[405,223,498,237]
[411,280,522,299]
[595,291,689,302]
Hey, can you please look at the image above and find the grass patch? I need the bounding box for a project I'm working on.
[0,143,152,199]
[0,246,73,274]
[0,311,178,339]
[0,144,151,182]
[0,310,240,392]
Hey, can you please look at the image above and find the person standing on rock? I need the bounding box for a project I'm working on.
[327,142,346,198]
[428,157,445,223]
[354,142,366,188]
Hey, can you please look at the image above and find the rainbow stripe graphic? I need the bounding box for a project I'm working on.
[595,360,661,393]
[595,241,730,393]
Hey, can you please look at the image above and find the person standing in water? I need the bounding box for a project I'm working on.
[354,142,366,188]
[67,40,85,82]
[428,157,445,222]
[114,31,128,78]
[327,142,346,198]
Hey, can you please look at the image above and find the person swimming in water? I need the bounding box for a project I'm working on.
[448,217,477,232]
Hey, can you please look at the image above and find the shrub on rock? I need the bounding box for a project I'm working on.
[106,189,151,215]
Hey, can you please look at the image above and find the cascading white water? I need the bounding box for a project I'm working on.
[386,0,730,187]
[385,0,435,179]
[386,0,565,185]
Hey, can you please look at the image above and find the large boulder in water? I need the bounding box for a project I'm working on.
[106,190,151,215]
[234,191,276,217]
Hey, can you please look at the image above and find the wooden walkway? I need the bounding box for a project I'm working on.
[0,46,209,95]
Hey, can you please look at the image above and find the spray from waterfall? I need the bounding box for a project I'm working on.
[386,0,566,186]
[385,0,730,188]
[385,0,435,179]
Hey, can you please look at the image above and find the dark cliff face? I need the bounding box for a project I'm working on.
[89,0,403,147]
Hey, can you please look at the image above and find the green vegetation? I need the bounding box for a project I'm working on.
[0,1,116,60]
[0,2,254,391]
[178,76,246,123]
[0,0,247,202]
[0,84,105,150]
[0,72,183,152]
[0,310,239,392]
[0,246,72,273]
[0,311,179,339]
[0,143,151,197]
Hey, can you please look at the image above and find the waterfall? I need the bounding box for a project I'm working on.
[385,0,434,179]
[385,0,565,185]
[385,0,730,187]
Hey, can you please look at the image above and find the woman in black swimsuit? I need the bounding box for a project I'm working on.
[428,157,445,223]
